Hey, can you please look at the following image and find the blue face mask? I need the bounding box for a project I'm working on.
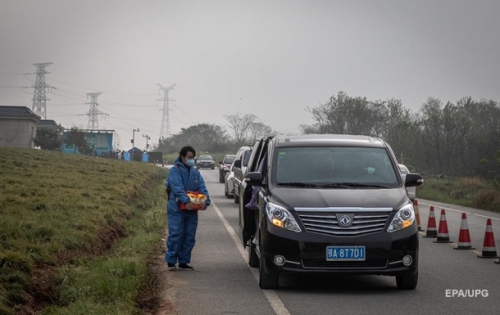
[186,158,195,167]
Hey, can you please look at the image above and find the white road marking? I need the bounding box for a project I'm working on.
[212,202,292,315]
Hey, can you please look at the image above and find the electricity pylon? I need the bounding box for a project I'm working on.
[84,92,108,130]
[158,83,176,140]
[31,62,54,119]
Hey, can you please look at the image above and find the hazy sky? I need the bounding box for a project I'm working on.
[1,0,499,150]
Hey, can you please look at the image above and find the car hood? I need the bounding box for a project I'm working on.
[269,186,408,210]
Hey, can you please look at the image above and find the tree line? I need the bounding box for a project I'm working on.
[155,91,499,181]
[155,113,278,155]
[302,91,500,181]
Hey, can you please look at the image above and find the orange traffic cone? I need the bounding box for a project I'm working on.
[477,219,499,258]
[433,209,453,243]
[454,213,475,250]
[413,199,422,231]
[423,206,437,238]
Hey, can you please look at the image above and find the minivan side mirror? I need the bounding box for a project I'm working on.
[245,172,262,186]
[405,173,424,187]
[234,159,242,168]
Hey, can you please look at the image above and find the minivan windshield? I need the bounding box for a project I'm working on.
[274,146,399,188]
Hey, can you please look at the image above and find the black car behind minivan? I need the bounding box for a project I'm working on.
[239,134,423,290]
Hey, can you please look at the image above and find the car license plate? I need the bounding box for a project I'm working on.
[326,246,365,261]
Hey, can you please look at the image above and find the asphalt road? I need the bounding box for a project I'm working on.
[163,168,500,315]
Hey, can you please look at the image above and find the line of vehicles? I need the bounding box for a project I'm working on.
[217,135,423,290]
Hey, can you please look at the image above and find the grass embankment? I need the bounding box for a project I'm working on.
[417,176,500,212]
[0,147,168,315]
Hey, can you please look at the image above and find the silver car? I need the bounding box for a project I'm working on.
[224,161,236,198]
[399,164,416,201]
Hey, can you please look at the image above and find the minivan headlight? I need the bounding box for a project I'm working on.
[265,202,301,232]
[387,203,415,232]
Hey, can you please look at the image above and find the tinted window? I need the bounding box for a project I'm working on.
[198,155,213,160]
[274,146,398,187]
[243,150,252,166]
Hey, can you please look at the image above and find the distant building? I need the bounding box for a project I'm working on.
[0,105,40,148]
[61,129,114,156]
[128,147,143,154]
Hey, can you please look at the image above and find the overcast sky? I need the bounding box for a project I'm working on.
[1,0,499,151]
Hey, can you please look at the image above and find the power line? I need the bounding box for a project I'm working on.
[53,87,86,98]
[46,77,158,96]
[99,98,157,107]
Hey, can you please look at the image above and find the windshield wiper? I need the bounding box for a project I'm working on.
[277,182,318,188]
[319,183,352,188]
[321,183,389,188]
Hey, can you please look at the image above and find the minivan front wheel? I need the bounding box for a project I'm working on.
[248,243,259,268]
[259,255,279,289]
[396,271,418,290]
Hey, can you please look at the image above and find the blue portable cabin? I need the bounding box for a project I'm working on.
[61,129,114,156]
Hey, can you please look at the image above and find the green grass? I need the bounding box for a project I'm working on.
[417,176,500,212]
[0,147,168,315]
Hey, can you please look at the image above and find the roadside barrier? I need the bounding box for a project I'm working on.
[453,213,475,250]
[433,209,453,243]
[423,206,437,238]
[477,219,499,258]
[413,199,422,231]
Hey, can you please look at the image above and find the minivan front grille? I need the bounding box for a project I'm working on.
[295,208,392,237]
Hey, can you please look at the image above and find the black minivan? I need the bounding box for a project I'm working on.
[239,134,423,290]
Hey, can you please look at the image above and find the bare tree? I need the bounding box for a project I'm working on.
[224,113,258,143]
[248,122,276,141]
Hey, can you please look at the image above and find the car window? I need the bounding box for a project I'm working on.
[198,155,213,160]
[274,146,398,187]
[243,150,252,166]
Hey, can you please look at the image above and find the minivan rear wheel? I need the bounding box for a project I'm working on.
[259,255,279,289]
[396,271,418,290]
